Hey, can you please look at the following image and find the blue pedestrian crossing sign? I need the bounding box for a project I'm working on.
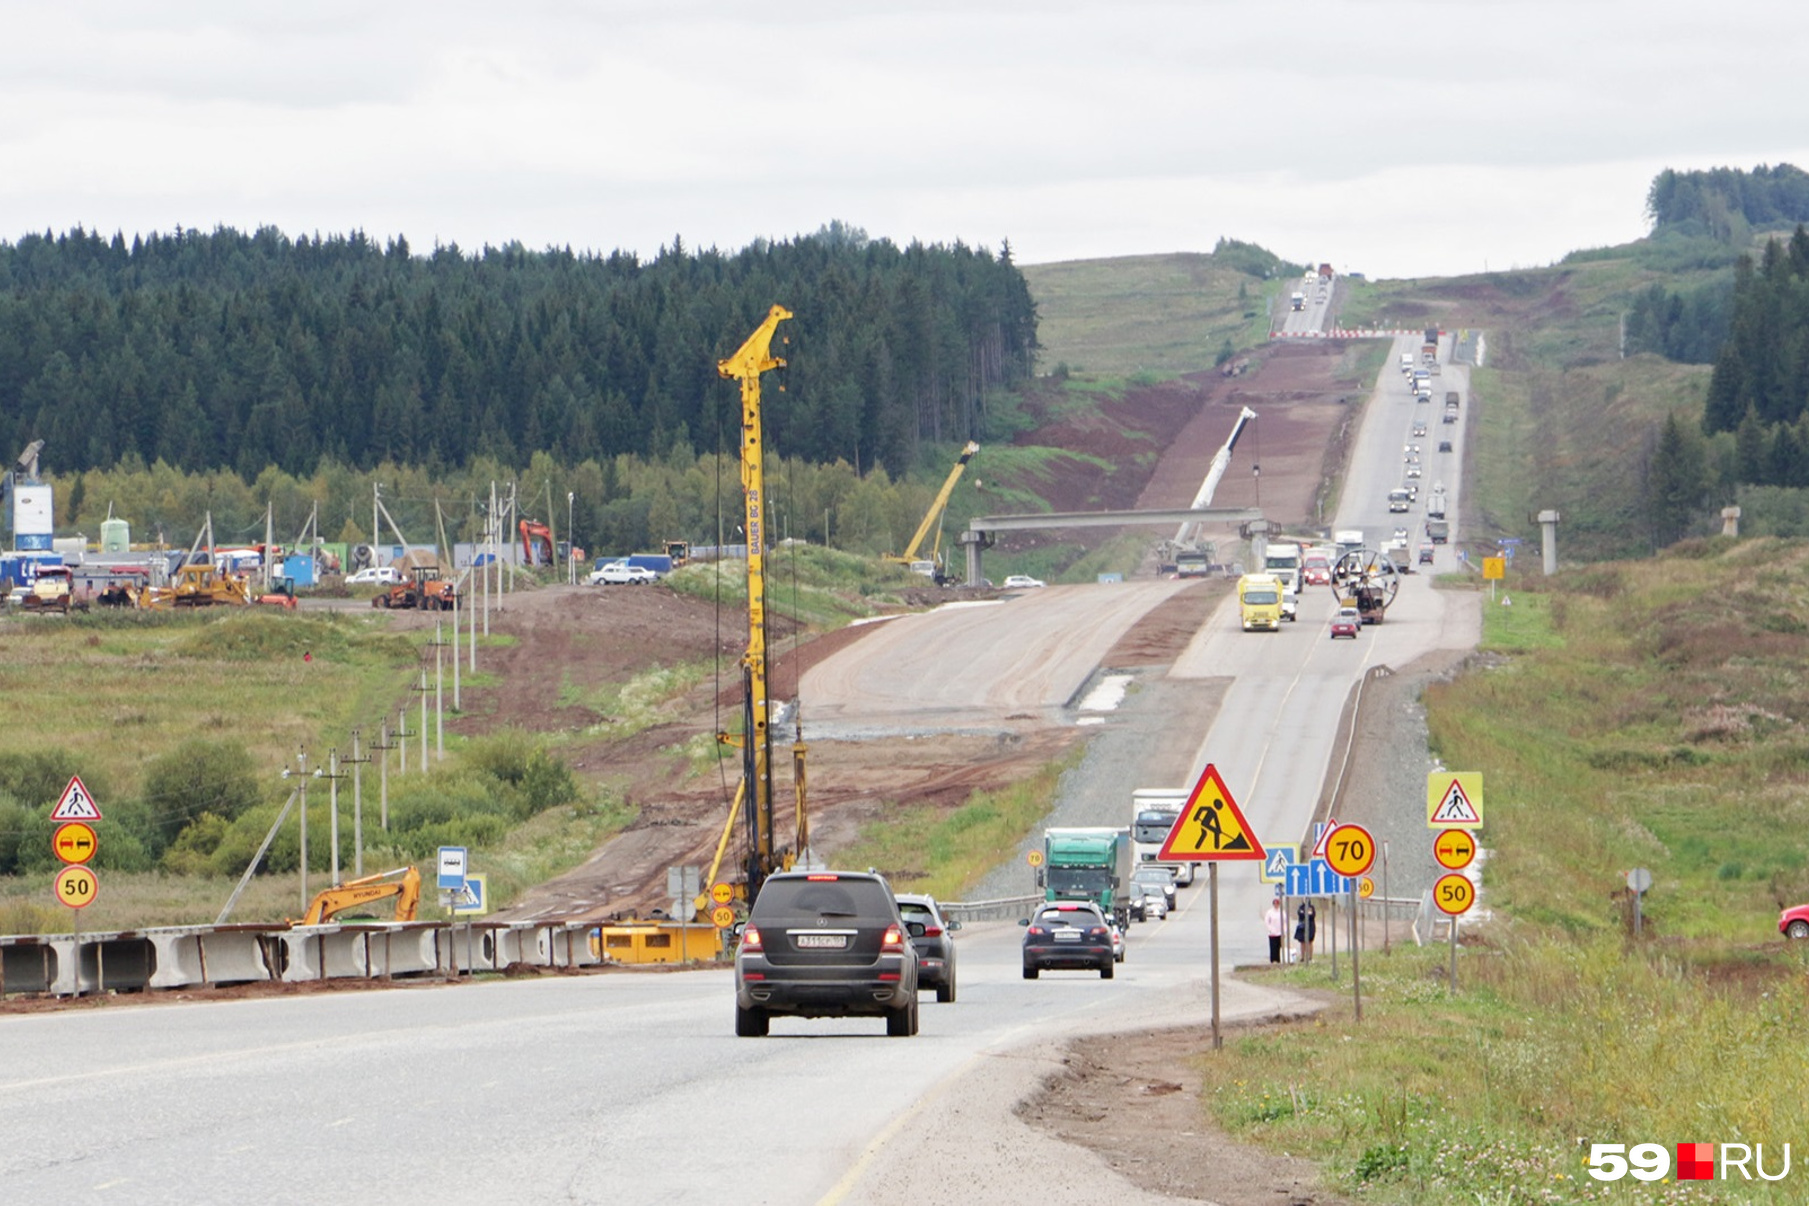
[1260,845,1299,885]
[451,872,488,916]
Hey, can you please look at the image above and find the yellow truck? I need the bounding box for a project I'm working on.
[1237,572,1285,632]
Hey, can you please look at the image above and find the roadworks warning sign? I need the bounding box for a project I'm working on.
[1157,764,1265,862]
[1426,772,1483,828]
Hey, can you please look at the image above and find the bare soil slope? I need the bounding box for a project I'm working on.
[448,337,1364,923]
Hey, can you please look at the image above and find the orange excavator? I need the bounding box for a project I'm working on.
[519,519,555,567]
[296,866,422,926]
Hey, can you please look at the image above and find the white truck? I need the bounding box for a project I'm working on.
[1130,788,1196,887]
[1262,541,1303,622]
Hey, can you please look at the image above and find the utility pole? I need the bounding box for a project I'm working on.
[318,750,347,884]
[281,748,312,913]
[505,481,517,595]
[429,623,448,759]
[397,707,412,777]
[343,730,371,878]
[451,581,462,710]
[371,719,397,831]
[485,482,495,636]
[418,672,430,770]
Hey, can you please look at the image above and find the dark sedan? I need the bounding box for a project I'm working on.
[895,893,960,1003]
[734,871,919,1037]
[1021,902,1114,979]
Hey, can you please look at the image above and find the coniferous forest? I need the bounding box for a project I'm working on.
[0,223,1038,482]
[1701,226,1809,486]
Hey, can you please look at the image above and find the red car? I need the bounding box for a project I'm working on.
[1302,553,1333,587]
[1329,607,1361,639]
[1780,904,1809,939]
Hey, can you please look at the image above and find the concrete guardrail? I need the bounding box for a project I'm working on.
[0,919,608,999]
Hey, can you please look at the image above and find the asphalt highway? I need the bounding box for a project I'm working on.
[0,332,1479,1204]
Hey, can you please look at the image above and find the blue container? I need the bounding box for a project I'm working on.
[282,554,318,587]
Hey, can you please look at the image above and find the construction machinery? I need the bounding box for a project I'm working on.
[882,441,980,582]
[134,563,255,609]
[373,563,457,610]
[705,305,809,905]
[1331,546,1402,624]
[296,866,422,926]
[20,565,87,614]
[1160,407,1257,576]
[519,519,556,567]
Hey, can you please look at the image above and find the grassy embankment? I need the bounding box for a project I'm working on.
[1000,252,1296,581]
[0,609,633,933]
[1203,541,1809,1203]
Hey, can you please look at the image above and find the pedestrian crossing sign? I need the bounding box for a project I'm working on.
[1157,763,1266,862]
[1427,772,1484,828]
[1260,845,1299,884]
[50,775,102,821]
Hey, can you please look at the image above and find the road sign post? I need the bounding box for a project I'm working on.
[1427,773,1484,828]
[1433,871,1476,991]
[1324,824,1376,1022]
[48,777,103,950]
[50,775,103,822]
[53,822,98,865]
[1158,763,1265,1052]
[1626,867,1652,937]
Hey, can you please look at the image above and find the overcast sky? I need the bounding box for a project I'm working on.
[5,1,1806,279]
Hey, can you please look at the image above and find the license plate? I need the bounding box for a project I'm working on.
[795,934,848,949]
[1053,932,1081,942]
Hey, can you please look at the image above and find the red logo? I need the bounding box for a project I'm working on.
[1677,1143,1715,1181]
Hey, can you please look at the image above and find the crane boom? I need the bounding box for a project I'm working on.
[1175,406,1257,545]
[887,441,981,567]
[714,305,798,901]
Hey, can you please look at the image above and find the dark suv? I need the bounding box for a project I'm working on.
[1021,901,1115,979]
[734,871,919,1037]
[895,893,960,1003]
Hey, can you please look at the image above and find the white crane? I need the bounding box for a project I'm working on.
[1173,406,1257,547]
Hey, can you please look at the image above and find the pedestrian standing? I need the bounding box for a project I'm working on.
[1265,896,1285,963]
[1295,900,1317,963]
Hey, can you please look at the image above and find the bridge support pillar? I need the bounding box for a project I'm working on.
[958,529,990,587]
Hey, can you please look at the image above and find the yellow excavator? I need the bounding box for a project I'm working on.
[883,441,980,582]
[296,866,422,926]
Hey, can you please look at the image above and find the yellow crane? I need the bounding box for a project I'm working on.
[883,440,980,580]
[706,305,807,903]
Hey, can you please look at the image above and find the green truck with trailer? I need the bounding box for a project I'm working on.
[1038,827,1133,928]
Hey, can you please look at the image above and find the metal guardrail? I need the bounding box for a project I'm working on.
[939,894,1041,923]
[0,918,606,998]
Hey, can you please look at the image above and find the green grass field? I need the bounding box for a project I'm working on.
[1201,540,1809,1202]
[0,608,635,929]
[1022,252,1278,382]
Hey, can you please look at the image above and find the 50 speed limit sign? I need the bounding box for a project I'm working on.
[55,864,99,909]
[1434,872,1475,915]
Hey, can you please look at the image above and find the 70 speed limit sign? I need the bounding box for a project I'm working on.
[1323,824,1376,878]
